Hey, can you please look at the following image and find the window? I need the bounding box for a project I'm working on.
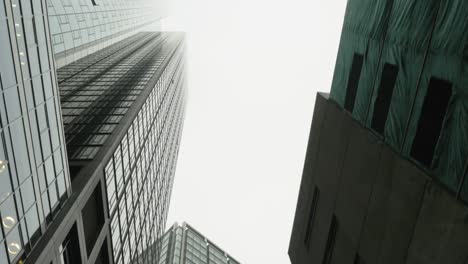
[410,77,452,167]
[354,254,362,264]
[371,63,398,135]
[82,183,105,256]
[344,53,364,112]
[322,215,338,264]
[60,223,82,264]
[304,186,319,248]
[91,0,98,6]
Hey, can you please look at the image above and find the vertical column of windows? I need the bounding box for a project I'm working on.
[0,1,70,263]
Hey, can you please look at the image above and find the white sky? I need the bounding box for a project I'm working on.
[163,1,347,263]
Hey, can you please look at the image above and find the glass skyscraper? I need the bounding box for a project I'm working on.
[155,223,240,264]
[0,0,71,263]
[52,31,185,264]
[47,0,167,67]
[0,0,185,263]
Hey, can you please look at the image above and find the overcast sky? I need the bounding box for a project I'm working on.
[162,1,347,263]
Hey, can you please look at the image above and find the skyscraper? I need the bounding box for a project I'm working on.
[0,0,185,263]
[155,223,240,264]
[47,0,168,67]
[289,1,468,264]
[0,1,71,263]
[27,32,185,264]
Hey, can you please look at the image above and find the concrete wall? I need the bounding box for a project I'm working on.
[289,93,468,264]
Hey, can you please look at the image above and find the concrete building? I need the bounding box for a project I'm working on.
[289,1,468,264]
[155,223,240,264]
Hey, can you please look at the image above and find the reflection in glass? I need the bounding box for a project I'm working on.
[6,225,22,260]
[0,160,8,173]
[7,242,21,255]
[2,216,16,229]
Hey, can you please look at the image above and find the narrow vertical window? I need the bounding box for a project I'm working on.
[304,186,320,248]
[60,223,82,264]
[371,63,399,134]
[322,215,338,264]
[410,77,452,167]
[344,53,364,112]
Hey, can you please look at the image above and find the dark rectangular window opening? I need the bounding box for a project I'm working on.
[322,215,338,264]
[344,53,364,113]
[82,183,105,256]
[354,254,362,264]
[371,63,399,135]
[60,223,82,264]
[304,186,320,248]
[410,77,452,167]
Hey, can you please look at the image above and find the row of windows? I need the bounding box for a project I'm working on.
[47,0,159,56]
[58,33,172,161]
[106,51,184,215]
[133,68,185,264]
[55,32,154,80]
[345,53,461,193]
[105,46,185,264]
[160,224,239,264]
[0,1,70,263]
[126,98,184,264]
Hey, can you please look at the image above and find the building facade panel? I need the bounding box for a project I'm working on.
[290,1,468,263]
[0,0,71,263]
[47,0,167,68]
[155,223,241,264]
[20,31,186,264]
[289,94,468,264]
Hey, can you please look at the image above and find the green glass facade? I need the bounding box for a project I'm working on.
[289,1,468,264]
[328,0,468,200]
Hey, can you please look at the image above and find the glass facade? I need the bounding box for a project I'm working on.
[155,223,241,264]
[0,0,70,263]
[105,46,185,264]
[51,31,185,263]
[57,32,182,163]
[47,0,165,67]
[1,0,184,262]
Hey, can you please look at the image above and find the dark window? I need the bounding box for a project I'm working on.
[94,240,110,264]
[410,78,452,167]
[82,183,105,256]
[304,186,319,248]
[344,53,364,112]
[322,216,338,264]
[91,0,98,5]
[354,254,363,264]
[61,223,82,264]
[371,63,398,134]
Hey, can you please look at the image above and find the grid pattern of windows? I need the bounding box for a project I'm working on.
[57,32,181,165]
[0,1,70,263]
[208,246,229,264]
[185,230,208,264]
[98,33,186,264]
[155,223,241,264]
[47,0,164,67]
